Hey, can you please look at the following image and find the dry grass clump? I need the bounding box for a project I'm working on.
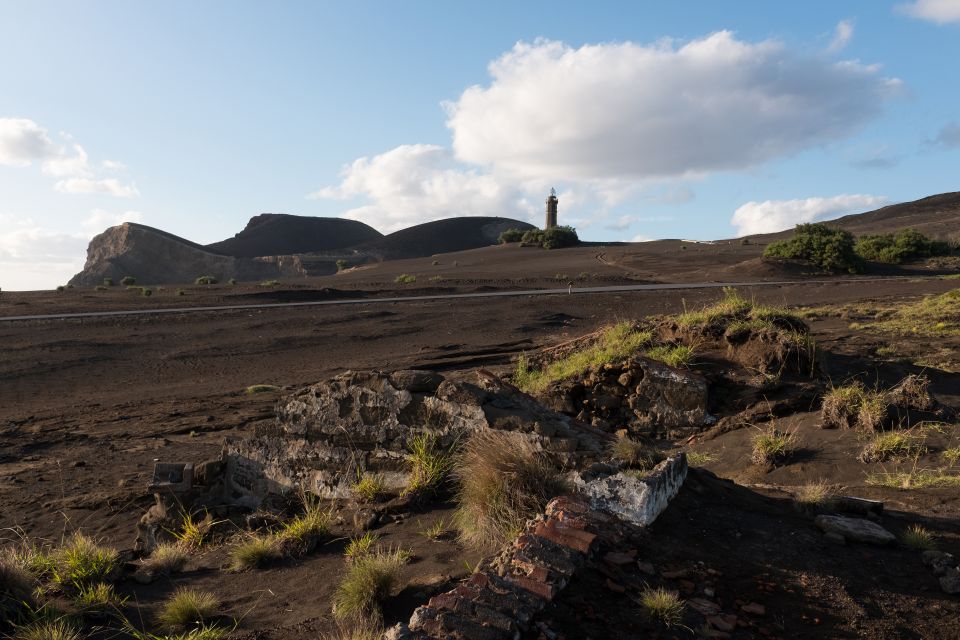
[10,620,83,640]
[856,390,890,431]
[332,547,409,622]
[865,289,960,337]
[639,587,685,628]
[821,381,866,429]
[866,468,960,489]
[142,542,189,576]
[403,434,455,497]
[244,384,281,394]
[156,588,220,629]
[901,524,937,551]
[751,427,797,466]
[793,481,837,513]
[454,430,569,549]
[513,322,653,393]
[942,447,960,466]
[277,498,332,545]
[858,431,925,463]
[685,451,715,467]
[229,534,281,571]
[351,473,386,503]
[419,518,448,541]
[75,582,126,609]
[609,437,664,471]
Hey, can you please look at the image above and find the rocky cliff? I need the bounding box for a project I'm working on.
[68,222,294,287]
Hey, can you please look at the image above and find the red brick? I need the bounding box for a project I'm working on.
[467,572,491,590]
[533,519,597,553]
[511,558,550,582]
[506,574,556,600]
[428,592,463,613]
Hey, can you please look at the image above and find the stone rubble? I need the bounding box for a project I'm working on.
[813,514,897,546]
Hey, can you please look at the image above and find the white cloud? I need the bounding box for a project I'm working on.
[899,0,960,23]
[827,20,854,53]
[445,33,898,182]
[0,117,137,197]
[0,215,88,290]
[0,118,54,166]
[631,234,653,242]
[55,177,140,198]
[930,122,960,148]
[310,144,535,232]
[82,209,143,230]
[730,194,887,236]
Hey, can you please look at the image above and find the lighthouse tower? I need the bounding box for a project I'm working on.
[545,188,558,229]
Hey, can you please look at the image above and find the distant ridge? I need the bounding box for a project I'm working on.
[354,216,535,260]
[206,213,383,258]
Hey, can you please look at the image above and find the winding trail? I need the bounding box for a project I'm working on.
[0,277,903,323]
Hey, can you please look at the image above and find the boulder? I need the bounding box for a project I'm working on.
[814,515,896,545]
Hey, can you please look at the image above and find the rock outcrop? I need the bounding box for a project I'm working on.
[69,222,293,286]
[223,369,612,506]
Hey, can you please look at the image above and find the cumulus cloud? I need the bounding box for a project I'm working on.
[899,0,960,23]
[445,33,898,182]
[730,194,887,236]
[55,177,140,198]
[310,144,535,231]
[929,122,960,148]
[0,215,89,290]
[827,20,855,53]
[0,117,137,197]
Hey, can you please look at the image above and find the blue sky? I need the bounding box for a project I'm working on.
[1,0,959,290]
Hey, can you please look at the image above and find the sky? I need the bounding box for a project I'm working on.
[1,1,959,290]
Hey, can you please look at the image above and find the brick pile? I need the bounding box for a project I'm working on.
[392,494,609,640]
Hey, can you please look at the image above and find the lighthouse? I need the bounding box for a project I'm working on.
[545,188,558,229]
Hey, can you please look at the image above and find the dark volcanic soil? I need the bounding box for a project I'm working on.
[2,257,960,638]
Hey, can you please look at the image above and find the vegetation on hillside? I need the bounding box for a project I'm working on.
[500,226,579,249]
[854,228,952,264]
[763,224,863,273]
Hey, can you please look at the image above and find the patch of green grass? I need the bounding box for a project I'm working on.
[194,275,217,285]
[676,287,751,327]
[277,497,332,545]
[332,547,409,622]
[351,473,386,503]
[51,533,118,590]
[941,447,960,466]
[943,273,960,280]
[513,322,653,394]
[639,587,684,628]
[403,434,455,497]
[644,343,696,368]
[344,532,380,560]
[74,582,126,609]
[419,518,448,541]
[685,451,715,466]
[609,437,664,471]
[394,274,416,284]
[454,430,568,549]
[169,513,217,550]
[259,279,280,287]
[751,427,797,466]
[156,588,220,630]
[859,289,960,338]
[858,432,925,463]
[244,384,281,394]
[901,524,937,551]
[229,535,281,571]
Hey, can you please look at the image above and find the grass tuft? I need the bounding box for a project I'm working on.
[351,473,386,503]
[277,496,332,546]
[858,432,925,463]
[344,532,380,561]
[609,437,664,471]
[394,274,416,284]
[142,542,189,576]
[644,343,696,368]
[793,481,837,511]
[229,535,281,571]
[156,588,220,630]
[901,524,937,551]
[639,587,685,628]
[866,468,960,489]
[751,427,797,466]
[942,447,960,466]
[51,533,118,590]
[11,620,83,640]
[454,430,568,549]
[74,582,126,609]
[685,451,715,467]
[332,547,409,622]
[169,513,217,550]
[419,518,448,541]
[403,434,455,497]
[245,384,281,394]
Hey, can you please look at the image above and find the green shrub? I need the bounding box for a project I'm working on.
[344,532,379,560]
[140,287,152,297]
[352,473,386,502]
[56,285,65,292]
[763,223,863,273]
[855,229,951,264]
[195,276,217,285]
[498,228,526,243]
[336,259,348,272]
[228,278,237,285]
[394,274,416,284]
[120,276,136,286]
[75,582,126,609]
[51,533,118,589]
[542,225,579,249]
[102,278,114,287]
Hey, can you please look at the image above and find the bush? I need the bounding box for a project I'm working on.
[120,276,136,286]
[140,287,152,297]
[336,259,348,272]
[228,278,237,285]
[195,275,217,285]
[454,430,568,549]
[102,278,114,287]
[394,274,416,284]
[332,547,408,622]
[352,473,386,502]
[519,226,579,249]
[344,532,379,560]
[229,535,281,571]
[157,588,220,629]
[855,229,951,264]
[763,223,862,273]
[639,587,684,628]
[498,228,526,244]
